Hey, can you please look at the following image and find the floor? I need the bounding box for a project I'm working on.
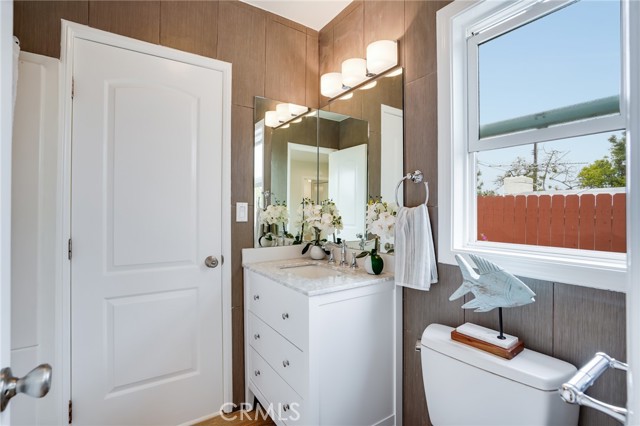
[197,411,275,426]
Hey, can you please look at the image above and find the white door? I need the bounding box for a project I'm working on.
[328,144,367,241]
[10,52,60,426]
[71,38,224,425]
[0,2,14,425]
[380,105,403,205]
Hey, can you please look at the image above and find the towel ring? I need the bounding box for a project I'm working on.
[395,170,429,207]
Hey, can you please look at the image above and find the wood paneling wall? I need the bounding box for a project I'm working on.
[13,0,319,407]
[318,2,627,425]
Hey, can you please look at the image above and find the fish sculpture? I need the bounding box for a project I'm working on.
[450,254,536,312]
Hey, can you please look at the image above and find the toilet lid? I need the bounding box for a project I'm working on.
[421,324,577,391]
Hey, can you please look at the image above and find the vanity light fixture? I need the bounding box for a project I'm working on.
[385,68,403,78]
[342,58,368,88]
[366,40,398,74]
[321,72,345,98]
[289,104,308,116]
[276,103,290,122]
[360,81,377,90]
[264,102,310,129]
[320,39,398,100]
[265,111,279,128]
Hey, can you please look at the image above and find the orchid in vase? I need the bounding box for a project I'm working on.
[357,197,398,274]
[294,198,343,256]
[258,202,289,247]
[365,197,398,252]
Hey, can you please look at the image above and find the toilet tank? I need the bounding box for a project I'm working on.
[421,324,579,426]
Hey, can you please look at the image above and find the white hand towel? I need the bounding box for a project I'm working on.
[394,204,438,290]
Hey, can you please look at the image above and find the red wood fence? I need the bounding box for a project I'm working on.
[477,193,626,253]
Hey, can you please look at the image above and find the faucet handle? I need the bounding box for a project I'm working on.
[327,249,336,264]
[350,251,359,269]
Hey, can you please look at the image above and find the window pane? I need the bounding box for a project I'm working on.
[478,0,621,139]
[475,131,626,253]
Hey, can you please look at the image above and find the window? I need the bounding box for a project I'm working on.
[437,0,636,291]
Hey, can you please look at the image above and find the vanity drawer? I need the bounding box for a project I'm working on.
[248,312,308,396]
[248,348,305,425]
[247,272,308,350]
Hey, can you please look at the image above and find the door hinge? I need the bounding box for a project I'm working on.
[68,238,72,260]
[68,400,72,424]
[71,78,75,99]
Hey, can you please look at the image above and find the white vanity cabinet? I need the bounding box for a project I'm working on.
[244,265,398,426]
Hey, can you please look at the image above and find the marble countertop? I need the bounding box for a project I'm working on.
[243,257,394,296]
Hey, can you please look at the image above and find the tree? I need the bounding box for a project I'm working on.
[494,145,579,191]
[476,169,496,196]
[578,134,626,188]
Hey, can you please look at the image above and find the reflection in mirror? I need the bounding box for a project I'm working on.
[253,67,404,250]
[254,97,317,247]
[320,67,404,252]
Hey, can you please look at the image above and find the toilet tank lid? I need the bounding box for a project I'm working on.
[421,324,577,391]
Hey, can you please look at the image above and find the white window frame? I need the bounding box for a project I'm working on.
[437,0,635,292]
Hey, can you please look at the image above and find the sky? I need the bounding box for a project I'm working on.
[476,0,622,192]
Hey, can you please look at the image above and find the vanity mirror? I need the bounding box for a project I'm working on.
[253,67,404,250]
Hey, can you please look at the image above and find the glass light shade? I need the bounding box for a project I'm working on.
[265,111,279,128]
[339,92,353,100]
[385,68,403,77]
[359,81,377,90]
[321,72,344,98]
[341,58,367,87]
[289,103,308,116]
[276,103,290,122]
[366,40,398,74]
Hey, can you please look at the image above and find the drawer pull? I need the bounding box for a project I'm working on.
[283,404,290,412]
[254,333,260,340]
[282,360,290,368]
[253,294,260,301]
[254,370,261,377]
[282,313,289,320]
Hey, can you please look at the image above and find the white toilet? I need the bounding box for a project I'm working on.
[420,324,580,425]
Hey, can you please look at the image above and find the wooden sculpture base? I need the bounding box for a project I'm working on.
[451,330,525,360]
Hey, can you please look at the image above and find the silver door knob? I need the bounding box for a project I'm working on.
[204,256,219,268]
[1,364,52,412]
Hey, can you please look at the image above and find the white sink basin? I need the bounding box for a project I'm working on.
[280,264,342,279]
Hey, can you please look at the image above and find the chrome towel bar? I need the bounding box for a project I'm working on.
[395,170,429,207]
[559,352,628,423]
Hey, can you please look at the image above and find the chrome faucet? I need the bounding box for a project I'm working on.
[356,233,366,250]
[323,241,348,266]
[350,251,359,269]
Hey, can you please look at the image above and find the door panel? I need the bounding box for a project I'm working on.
[10,52,60,425]
[328,144,367,241]
[71,38,224,425]
[380,105,403,205]
[108,85,197,268]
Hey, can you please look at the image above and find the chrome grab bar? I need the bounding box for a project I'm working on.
[559,352,628,423]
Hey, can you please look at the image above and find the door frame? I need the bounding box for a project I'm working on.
[58,21,233,419]
[625,0,640,423]
[0,1,14,422]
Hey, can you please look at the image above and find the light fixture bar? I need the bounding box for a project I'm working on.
[320,39,398,101]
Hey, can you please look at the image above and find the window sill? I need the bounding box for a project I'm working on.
[440,242,627,293]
